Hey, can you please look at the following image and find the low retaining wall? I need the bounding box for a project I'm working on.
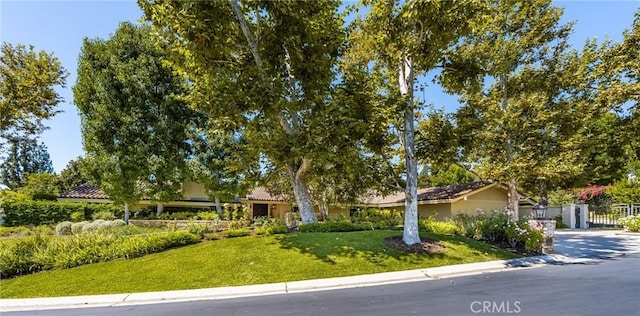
[129,219,231,230]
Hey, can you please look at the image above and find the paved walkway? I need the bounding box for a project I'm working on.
[2,230,638,312]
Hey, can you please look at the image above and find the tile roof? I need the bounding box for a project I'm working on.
[59,183,110,200]
[245,187,289,202]
[359,181,491,205]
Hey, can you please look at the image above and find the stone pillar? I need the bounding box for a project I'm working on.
[562,204,576,228]
[577,203,589,229]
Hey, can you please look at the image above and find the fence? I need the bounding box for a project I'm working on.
[588,203,640,228]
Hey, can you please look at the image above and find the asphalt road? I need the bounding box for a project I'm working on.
[7,253,639,316]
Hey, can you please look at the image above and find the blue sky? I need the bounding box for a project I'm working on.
[1,0,638,173]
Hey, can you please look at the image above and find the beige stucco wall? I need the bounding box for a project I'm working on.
[181,181,209,200]
[327,206,350,219]
[270,203,293,219]
[417,204,452,220]
[450,187,508,217]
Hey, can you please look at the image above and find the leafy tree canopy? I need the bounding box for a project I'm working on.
[0,42,68,140]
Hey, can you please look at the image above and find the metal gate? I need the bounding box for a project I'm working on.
[588,203,638,228]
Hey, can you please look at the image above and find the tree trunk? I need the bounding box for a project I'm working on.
[539,180,548,206]
[288,161,317,224]
[507,178,519,218]
[500,74,520,218]
[156,202,164,216]
[231,2,316,224]
[399,56,420,245]
[214,196,222,214]
[320,191,329,221]
[124,202,130,224]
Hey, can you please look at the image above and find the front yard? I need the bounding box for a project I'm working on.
[0,230,517,298]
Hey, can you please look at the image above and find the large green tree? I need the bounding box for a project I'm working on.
[0,136,53,189]
[599,10,640,179]
[189,127,253,214]
[346,0,485,244]
[139,0,382,224]
[441,0,595,212]
[0,43,68,140]
[18,172,59,200]
[57,157,90,193]
[74,22,195,222]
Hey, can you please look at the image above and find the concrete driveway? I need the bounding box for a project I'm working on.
[553,229,640,258]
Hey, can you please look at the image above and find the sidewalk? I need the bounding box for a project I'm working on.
[0,254,594,312]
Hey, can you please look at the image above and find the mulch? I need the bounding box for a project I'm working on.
[383,236,446,254]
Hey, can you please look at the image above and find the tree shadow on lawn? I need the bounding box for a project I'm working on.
[271,231,515,268]
[273,231,444,267]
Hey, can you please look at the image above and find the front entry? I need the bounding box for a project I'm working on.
[253,203,269,218]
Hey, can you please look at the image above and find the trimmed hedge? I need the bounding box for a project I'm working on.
[299,221,371,233]
[1,201,123,227]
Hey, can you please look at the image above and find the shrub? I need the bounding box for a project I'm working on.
[196,211,220,221]
[299,221,370,233]
[0,226,31,237]
[186,222,209,239]
[110,219,127,227]
[255,225,288,236]
[55,221,73,235]
[554,215,569,229]
[222,228,251,238]
[158,212,197,220]
[0,230,199,278]
[70,211,85,222]
[71,221,89,234]
[252,216,270,228]
[1,201,122,226]
[418,218,459,235]
[351,208,402,229]
[82,221,101,232]
[229,220,249,229]
[222,204,249,221]
[204,232,219,240]
[34,225,54,235]
[453,214,483,239]
[92,211,116,220]
[619,215,640,232]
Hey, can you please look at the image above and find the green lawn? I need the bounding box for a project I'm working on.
[0,230,518,298]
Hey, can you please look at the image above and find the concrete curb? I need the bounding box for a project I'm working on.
[0,254,599,312]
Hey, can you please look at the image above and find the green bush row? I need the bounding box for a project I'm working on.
[1,201,123,227]
[0,230,198,279]
[350,208,402,229]
[254,225,288,236]
[299,221,371,233]
[222,228,251,238]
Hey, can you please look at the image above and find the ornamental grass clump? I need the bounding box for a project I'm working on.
[71,221,89,234]
[56,221,73,235]
[0,230,199,279]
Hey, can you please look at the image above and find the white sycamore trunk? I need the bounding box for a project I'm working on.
[214,196,222,214]
[156,202,164,216]
[507,178,519,217]
[231,1,317,224]
[399,56,420,245]
[124,202,130,224]
[500,74,519,217]
[288,161,317,224]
